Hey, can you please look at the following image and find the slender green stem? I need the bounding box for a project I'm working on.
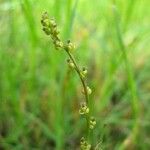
[65,49,89,104]
[65,49,90,139]
[41,12,92,146]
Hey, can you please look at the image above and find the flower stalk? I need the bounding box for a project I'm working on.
[41,12,96,149]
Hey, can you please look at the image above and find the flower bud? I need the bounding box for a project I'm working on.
[67,59,75,68]
[82,67,87,75]
[81,67,87,78]
[55,41,63,49]
[87,86,92,95]
[43,27,51,35]
[41,18,50,27]
[41,12,49,20]
[50,19,57,27]
[65,40,76,51]
[82,86,92,95]
[51,27,60,36]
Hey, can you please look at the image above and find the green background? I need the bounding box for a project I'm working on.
[0,0,150,149]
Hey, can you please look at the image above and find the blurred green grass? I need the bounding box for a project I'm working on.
[0,0,150,149]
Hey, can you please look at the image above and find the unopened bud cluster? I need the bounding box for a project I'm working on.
[41,12,76,51]
[41,12,63,49]
[80,137,91,150]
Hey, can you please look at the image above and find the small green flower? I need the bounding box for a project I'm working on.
[80,137,91,150]
[89,117,96,129]
[54,41,63,49]
[65,40,76,51]
[87,86,92,95]
[79,102,89,115]
[82,86,92,95]
[49,18,57,27]
[67,59,75,68]
[81,67,88,78]
[82,67,87,75]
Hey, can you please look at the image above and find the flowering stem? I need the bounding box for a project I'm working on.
[41,12,95,149]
